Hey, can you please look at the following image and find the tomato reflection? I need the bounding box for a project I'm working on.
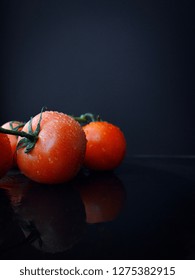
[0,173,31,206]
[75,171,126,224]
[0,173,86,253]
[0,170,126,255]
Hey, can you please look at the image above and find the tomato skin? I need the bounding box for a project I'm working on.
[17,111,87,184]
[83,121,126,170]
[1,121,24,167]
[0,134,13,178]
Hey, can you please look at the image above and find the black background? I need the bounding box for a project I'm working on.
[1,0,195,156]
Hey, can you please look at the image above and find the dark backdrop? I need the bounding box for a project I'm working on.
[1,0,195,156]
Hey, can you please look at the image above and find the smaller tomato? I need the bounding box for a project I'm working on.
[0,134,13,178]
[83,121,126,170]
[1,121,24,167]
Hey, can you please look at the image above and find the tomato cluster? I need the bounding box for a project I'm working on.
[0,109,126,184]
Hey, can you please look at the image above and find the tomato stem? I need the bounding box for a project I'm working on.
[0,127,36,141]
[0,107,46,153]
[73,113,101,124]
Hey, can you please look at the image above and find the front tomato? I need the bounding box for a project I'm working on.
[17,111,86,184]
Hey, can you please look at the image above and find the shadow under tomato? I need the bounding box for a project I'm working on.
[74,170,126,224]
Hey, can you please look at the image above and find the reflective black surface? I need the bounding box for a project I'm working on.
[0,157,195,260]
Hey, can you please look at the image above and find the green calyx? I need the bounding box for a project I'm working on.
[17,107,45,153]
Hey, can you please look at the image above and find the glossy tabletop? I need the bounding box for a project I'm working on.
[0,157,195,260]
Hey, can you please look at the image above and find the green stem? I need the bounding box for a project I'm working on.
[0,127,37,141]
[73,113,97,124]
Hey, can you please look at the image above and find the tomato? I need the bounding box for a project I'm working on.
[83,121,126,170]
[75,172,126,223]
[0,134,13,178]
[1,121,24,167]
[17,111,87,184]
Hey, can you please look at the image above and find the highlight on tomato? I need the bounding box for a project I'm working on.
[1,121,25,167]
[0,134,13,178]
[16,110,87,184]
[75,172,126,224]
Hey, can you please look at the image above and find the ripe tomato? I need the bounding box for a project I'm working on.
[75,172,126,223]
[1,121,24,167]
[17,111,87,184]
[0,134,13,178]
[83,121,126,170]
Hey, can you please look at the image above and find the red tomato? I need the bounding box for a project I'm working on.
[83,121,126,170]
[1,121,24,167]
[17,111,87,184]
[0,134,13,178]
